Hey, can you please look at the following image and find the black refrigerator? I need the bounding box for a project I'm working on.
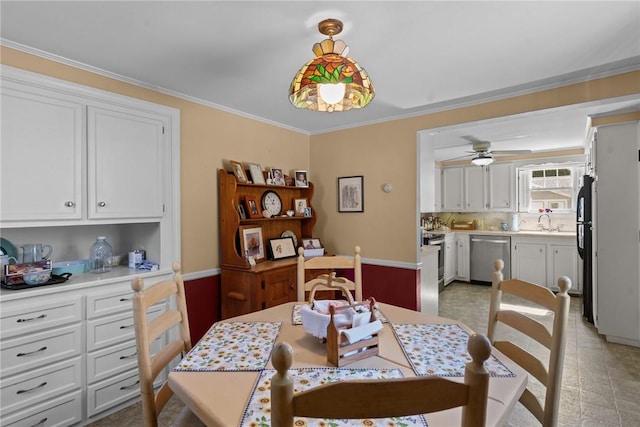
[577,175,594,324]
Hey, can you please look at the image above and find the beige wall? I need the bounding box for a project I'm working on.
[3,46,639,269]
[1,46,309,273]
[311,71,640,262]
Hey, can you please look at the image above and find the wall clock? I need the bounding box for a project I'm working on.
[261,190,282,216]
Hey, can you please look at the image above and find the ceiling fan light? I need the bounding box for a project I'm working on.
[471,155,494,167]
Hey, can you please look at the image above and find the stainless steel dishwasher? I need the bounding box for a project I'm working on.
[470,235,511,283]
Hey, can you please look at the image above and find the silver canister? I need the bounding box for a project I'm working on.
[128,250,143,269]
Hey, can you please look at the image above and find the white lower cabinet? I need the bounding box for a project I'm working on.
[455,234,470,281]
[511,236,580,293]
[444,233,456,285]
[0,271,172,426]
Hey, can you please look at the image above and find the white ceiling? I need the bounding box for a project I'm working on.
[2,1,639,159]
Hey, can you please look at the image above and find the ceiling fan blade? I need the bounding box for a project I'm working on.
[442,153,475,162]
[461,135,483,144]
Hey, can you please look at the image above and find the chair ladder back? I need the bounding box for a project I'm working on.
[297,246,362,302]
[499,279,559,311]
[496,310,553,349]
[271,334,491,427]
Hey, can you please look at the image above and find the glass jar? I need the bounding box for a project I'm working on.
[89,236,113,273]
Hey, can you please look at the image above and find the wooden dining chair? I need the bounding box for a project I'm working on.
[296,245,363,303]
[487,259,571,427]
[271,333,491,427]
[131,262,203,427]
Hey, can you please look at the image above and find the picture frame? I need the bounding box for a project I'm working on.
[240,226,265,261]
[267,237,297,260]
[244,196,262,219]
[294,170,308,187]
[301,238,322,249]
[230,160,248,183]
[247,162,266,185]
[293,198,308,217]
[236,203,247,220]
[303,207,313,217]
[338,175,364,213]
[270,168,285,186]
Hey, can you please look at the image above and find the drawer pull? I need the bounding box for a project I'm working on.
[119,297,131,302]
[17,382,47,394]
[228,291,247,301]
[119,324,135,329]
[120,380,140,390]
[17,346,47,357]
[119,352,137,360]
[16,314,47,323]
[29,417,47,427]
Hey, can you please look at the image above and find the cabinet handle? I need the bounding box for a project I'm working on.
[119,352,137,360]
[540,249,543,253]
[98,201,106,207]
[228,291,247,301]
[120,380,140,390]
[119,297,131,302]
[17,382,47,394]
[29,417,47,427]
[119,324,135,329]
[16,314,47,323]
[17,346,47,357]
[64,201,75,207]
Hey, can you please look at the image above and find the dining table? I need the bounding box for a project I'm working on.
[168,301,527,427]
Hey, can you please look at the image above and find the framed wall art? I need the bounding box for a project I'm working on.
[268,236,297,260]
[247,162,266,185]
[338,176,364,212]
[230,160,248,183]
[240,226,265,261]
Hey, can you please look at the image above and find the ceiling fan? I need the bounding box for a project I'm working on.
[446,136,532,166]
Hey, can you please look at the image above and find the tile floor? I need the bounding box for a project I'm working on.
[88,282,640,427]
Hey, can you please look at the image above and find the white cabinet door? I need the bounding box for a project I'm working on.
[464,167,485,211]
[87,106,166,219]
[1,86,83,221]
[455,235,469,281]
[444,234,455,284]
[548,244,578,292]
[442,167,464,211]
[434,166,442,212]
[512,242,546,285]
[487,163,514,211]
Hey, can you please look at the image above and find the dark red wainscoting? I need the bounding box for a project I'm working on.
[184,275,220,344]
[362,264,420,311]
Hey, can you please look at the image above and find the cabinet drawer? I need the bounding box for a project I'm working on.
[0,298,82,339]
[86,287,135,319]
[86,305,163,352]
[87,335,165,384]
[0,357,81,415]
[86,368,164,417]
[1,324,81,379]
[1,390,82,427]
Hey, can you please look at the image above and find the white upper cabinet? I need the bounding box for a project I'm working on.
[441,163,515,212]
[487,163,514,210]
[1,85,84,222]
[87,106,166,219]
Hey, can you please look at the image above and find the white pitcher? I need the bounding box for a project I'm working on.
[20,244,53,263]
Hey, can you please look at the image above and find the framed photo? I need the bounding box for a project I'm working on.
[247,162,266,185]
[270,168,285,186]
[236,203,247,220]
[302,238,322,249]
[338,176,364,213]
[294,170,308,187]
[267,237,297,260]
[303,207,313,217]
[240,226,265,261]
[244,196,262,219]
[293,198,308,217]
[230,160,248,183]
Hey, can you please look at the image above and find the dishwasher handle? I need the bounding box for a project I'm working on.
[471,238,509,244]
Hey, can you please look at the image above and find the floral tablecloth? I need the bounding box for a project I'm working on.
[391,323,514,377]
[173,321,281,372]
[240,367,428,427]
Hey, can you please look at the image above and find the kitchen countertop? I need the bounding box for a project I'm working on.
[424,229,576,238]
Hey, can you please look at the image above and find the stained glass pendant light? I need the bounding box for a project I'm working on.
[289,18,375,112]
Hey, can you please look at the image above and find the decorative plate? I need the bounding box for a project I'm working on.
[280,230,297,247]
[0,237,18,259]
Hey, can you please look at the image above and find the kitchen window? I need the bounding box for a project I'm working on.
[517,163,584,212]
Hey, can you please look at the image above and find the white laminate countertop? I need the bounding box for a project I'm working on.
[426,229,577,238]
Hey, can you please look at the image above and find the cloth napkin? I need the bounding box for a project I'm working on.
[340,319,383,344]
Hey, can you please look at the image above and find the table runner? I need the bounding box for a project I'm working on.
[391,323,515,377]
[292,302,388,325]
[173,321,281,372]
[240,367,428,427]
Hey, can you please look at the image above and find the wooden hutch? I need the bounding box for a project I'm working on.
[219,169,316,318]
